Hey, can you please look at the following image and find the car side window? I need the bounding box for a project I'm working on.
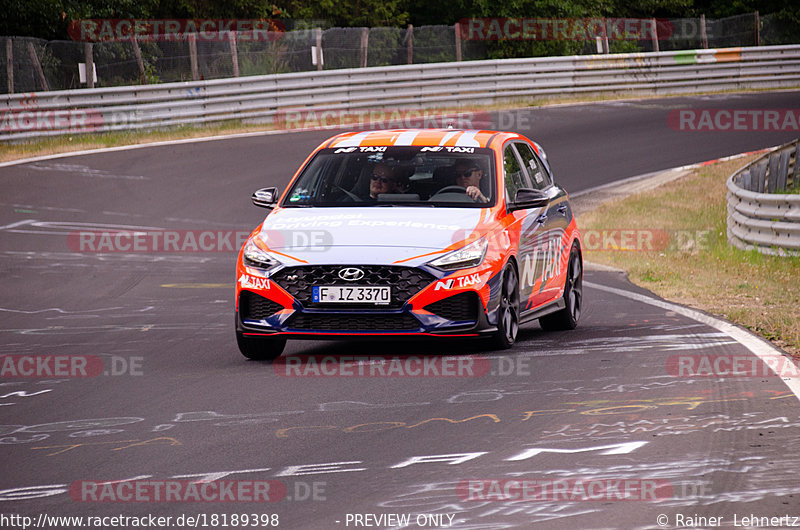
[514,142,551,190]
[503,144,527,203]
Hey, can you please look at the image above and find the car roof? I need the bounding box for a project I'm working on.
[323,129,526,150]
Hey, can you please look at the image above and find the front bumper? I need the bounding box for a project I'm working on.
[236,290,496,340]
[235,263,502,339]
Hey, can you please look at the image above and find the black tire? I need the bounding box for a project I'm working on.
[236,330,286,361]
[539,243,583,331]
[491,264,520,349]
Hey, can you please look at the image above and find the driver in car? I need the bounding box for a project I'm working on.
[368,162,408,199]
[454,160,488,202]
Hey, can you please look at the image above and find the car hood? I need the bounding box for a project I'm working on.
[258,207,484,266]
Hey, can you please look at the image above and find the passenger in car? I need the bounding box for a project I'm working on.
[368,162,405,199]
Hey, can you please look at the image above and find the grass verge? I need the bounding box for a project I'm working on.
[0,121,281,163]
[577,155,800,357]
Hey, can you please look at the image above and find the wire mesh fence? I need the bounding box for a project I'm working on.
[1,12,797,94]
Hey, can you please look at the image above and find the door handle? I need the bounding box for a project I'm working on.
[536,215,547,224]
[557,205,568,216]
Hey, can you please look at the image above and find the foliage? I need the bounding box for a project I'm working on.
[284,0,409,27]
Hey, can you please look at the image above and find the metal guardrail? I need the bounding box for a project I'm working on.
[727,138,800,256]
[2,44,800,141]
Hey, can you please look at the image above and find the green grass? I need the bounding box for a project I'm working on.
[0,120,279,163]
[578,155,800,357]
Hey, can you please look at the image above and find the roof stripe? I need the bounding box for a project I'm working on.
[438,131,460,145]
[333,131,372,147]
[323,129,513,150]
[393,130,420,146]
[455,131,480,147]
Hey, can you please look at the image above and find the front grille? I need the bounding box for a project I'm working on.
[288,312,420,331]
[270,265,434,308]
[424,292,479,322]
[239,291,284,320]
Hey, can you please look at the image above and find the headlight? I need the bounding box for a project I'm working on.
[429,238,488,271]
[242,237,281,270]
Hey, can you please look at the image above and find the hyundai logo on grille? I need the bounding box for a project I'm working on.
[338,268,365,281]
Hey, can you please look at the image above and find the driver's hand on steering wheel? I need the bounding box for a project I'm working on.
[466,186,487,202]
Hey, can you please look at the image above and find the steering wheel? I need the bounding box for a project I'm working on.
[432,185,468,196]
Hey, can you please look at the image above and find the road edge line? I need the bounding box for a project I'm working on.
[585,281,800,403]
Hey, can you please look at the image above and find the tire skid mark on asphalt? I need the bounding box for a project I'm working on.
[375,445,800,523]
[267,390,794,440]
[26,162,149,181]
[516,332,739,355]
[0,219,164,235]
[29,437,182,456]
[5,390,790,453]
[0,202,87,214]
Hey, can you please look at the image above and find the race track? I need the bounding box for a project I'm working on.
[1,91,800,530]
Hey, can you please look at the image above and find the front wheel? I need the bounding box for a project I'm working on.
[236,330,286,361]
[491,264,520,349]
[539,243,582,331]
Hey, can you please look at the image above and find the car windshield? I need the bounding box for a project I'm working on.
[281,146,496,207]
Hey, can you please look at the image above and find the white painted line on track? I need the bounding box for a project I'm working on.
[585,281,800,402]
[0,219,36,230]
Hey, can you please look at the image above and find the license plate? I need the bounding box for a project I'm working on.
[312,286,391,304]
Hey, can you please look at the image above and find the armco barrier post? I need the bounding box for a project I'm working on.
[229,31,240,77]
[455,23,462,61]
[315,28,323,71]
[651,18,659,52]
[360,28,368,68]
[407,24,414,64]
[84,42,94,89]
[5,38,13,94]
[188,34,199,80]
[131,38,145,82]
[27,41,49,91]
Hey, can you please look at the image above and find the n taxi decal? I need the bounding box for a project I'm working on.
[239,274,270,290]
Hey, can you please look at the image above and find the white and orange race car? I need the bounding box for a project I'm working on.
[235,129,582,359]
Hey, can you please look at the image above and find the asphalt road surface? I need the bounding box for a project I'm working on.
[1,91,799,530]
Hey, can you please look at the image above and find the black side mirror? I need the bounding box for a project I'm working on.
[509,188,549,210]
[252,187,279,209]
